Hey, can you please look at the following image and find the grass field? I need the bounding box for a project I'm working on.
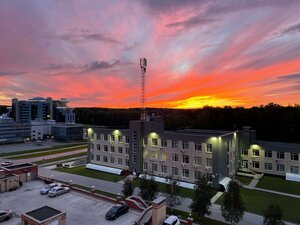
[0,142,86,157]
[216,188,300,224]
[235,175,253,185]
[55,166,124,182]
[33,152,87,165]
[257,175,300,195]
[132,178,196,198]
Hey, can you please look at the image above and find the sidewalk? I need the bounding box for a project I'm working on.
[38,167,297,225]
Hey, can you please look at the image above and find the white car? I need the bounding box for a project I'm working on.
[162,215,180,225]
[40,183,62,195]
[1,161,13,167]
[48,186,70,197]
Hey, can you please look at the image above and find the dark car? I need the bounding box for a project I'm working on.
[0,210,13,222]
[105,204,129,220]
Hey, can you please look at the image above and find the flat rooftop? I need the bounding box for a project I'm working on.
[4,163,35,170]
[26,206,62,221]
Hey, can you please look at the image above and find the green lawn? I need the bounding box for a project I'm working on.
[55,166,124,182]
[0,142,86,158]
[257,175,300,195]
[167,208,228,225]
[132,178,195,198]
[235,175,253,185]
[33,152,87,165]
[7,145,86,159]
[216,188,300,224]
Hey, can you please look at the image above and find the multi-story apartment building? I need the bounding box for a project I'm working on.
[87,117,300,188]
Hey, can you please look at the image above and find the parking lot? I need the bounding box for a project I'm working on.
[0,181,140,225]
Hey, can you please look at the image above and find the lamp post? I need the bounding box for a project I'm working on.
[87,128,93,164]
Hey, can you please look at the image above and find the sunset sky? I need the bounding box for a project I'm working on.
[1,0,300,108]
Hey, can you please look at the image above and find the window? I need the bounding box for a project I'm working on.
[133,155,137,163]
[172,140,178,149]
[172,167,178,176]
[118,135,123,142]
[125,147,129,154]
[125,159,129,166]
[144,138,148,145]
[277,164,285,172]
[291,153,299,161]
[97,144,101,151]
[152,164,158,172]
[195,143,202,151]
[118,158,122,165]
[161,165,167,173]
[125,136,130,143]
[182,155,189,164]
[152,138,158,146]
[96,155,100,161]
[241,148,248,155]
[103,156,108,162]
[207,144,212,153]
[194,157,202,166]
[265,150,272,158]
[90,154,94,160]
[206,158,212,167]
[143,162,148,170]
[97,133,101,140]
[110,157,115,164]
[277,152,284,159]
[194,171,202,180]
[118,147,123,154]
[182,141,189,149]
[252,149,259,156]
[91,143,94,150]
[291,166,299,174]
[161,139,167,147]
[265,163,272,171]
[104,145,108,152]
[104,134,108,141]
[252,161,259,169]
[110,146,115,152]
[111,135,115,142]
[172,154,178,162]
[182,169,189,177]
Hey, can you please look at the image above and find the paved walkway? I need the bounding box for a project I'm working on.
[38,167,297,225]
[247,178,259,189]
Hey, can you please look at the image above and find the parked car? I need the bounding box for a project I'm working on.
[48,186,70,197]
[0,161,13,167]
[40,183,62,195]
[162,215,180,225]
[0,210,13,222]
[105,204,129,220]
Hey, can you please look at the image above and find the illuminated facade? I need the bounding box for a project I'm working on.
[87,118,300,187]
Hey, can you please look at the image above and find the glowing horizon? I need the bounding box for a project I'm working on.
[1,1,300,109]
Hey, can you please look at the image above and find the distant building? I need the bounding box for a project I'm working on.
[9,97,83,142]
[0,115,30,144]
[87,117,300,189]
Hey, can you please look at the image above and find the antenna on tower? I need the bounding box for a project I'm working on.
[140,58,147,121]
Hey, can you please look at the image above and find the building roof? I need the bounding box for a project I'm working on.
[256,140,300,153]
[4,163,35,170]
[26,206,62,221]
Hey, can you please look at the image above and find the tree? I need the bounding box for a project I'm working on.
[263,204,286,225]
[190,176,214,218]
[221,181,245,225]
[122,179,134,197]
[139,175,158,203]
[164,176,181,211]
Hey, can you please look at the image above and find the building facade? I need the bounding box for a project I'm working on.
[87,118,300,187]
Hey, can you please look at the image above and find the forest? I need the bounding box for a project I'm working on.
[73,103,300,143]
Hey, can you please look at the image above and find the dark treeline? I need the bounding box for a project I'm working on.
[0,106,8,115]
[74,103,300,143]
